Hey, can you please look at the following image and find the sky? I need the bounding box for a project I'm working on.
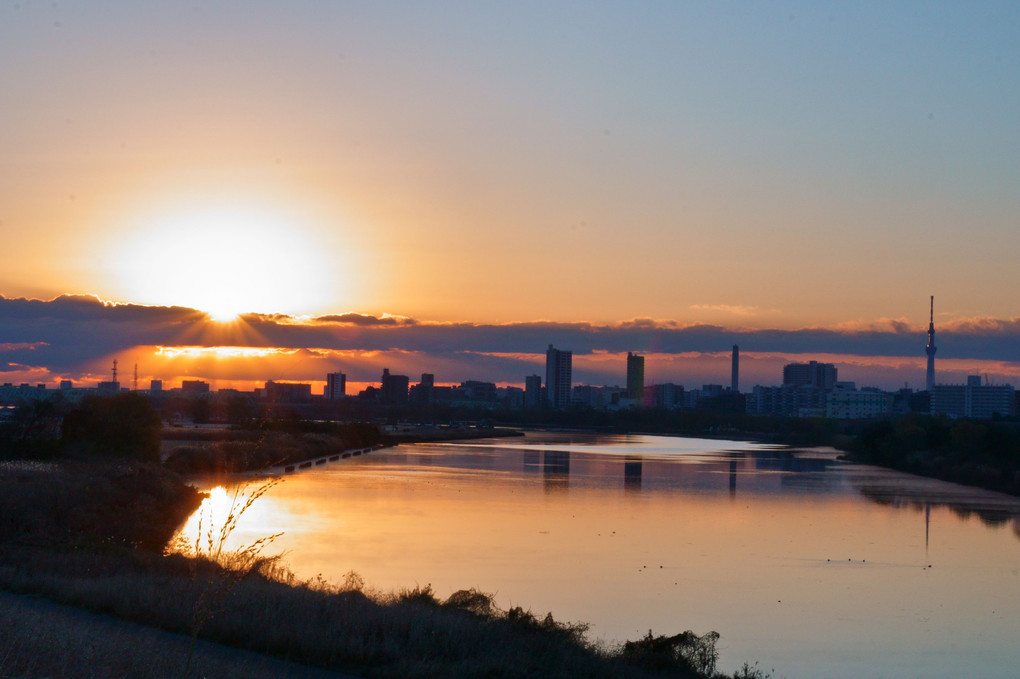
[2,1,1019,392]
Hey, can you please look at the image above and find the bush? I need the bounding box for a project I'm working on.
[621,629,720,677]
[61,393,162,462]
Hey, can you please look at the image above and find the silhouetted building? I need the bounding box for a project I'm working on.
[701,384,725,400]
[380,369,409,405]
[97,381,120,395]
[60,379,73,390]
[326,372,346,400]
[572,385,623,409]
[646,383,683,409]
[500,386,524,409]
[626,353,644,401]
[414,373,435,405]
[926,295,937,392]
[149,379,162,395]
[931,377,1014,419]
[181,379,210,395]
[825,389,890,419]
[545,345,572,409]
[783,361,837,389]
[524,374,543,409]
[748,385,828,417]
[461,380,497,402]
[265,381,312,403]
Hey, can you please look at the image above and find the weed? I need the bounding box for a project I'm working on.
[178,477,284,674]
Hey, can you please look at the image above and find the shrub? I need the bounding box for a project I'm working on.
[61,393,162,462]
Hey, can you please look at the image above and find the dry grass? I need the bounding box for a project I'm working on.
[0,549,724,679]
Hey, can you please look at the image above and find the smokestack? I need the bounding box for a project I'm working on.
[731,345,739,393]
[925,296,937,392]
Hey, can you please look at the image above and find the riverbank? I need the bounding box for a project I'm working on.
[0,456,767,679]
[161,422,382,475]
[381,425,524,444]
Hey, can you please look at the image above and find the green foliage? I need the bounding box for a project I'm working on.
[61,393,162,462]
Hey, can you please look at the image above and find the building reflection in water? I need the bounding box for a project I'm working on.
[523,450,540,472]
[624,456,642,492]
[543,450,570,492]
[729,458,737,499]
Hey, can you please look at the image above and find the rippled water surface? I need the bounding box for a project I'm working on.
[177,432,1020,678]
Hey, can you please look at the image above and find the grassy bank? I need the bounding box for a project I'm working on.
[0,456,773,679]
[162,421,382,474]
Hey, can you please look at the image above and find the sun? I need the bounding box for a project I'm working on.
[112,205,341,320]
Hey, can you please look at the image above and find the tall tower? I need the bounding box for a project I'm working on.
[626,352,644,401]
[925,296,937,392]
[731,345,739,393]
[545,345,572,409]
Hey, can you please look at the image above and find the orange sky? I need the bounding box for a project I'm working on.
[3,4,1020,393]
[2,3,1019,330]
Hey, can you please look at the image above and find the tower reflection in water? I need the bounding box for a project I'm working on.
[543,450,570,492]
[624,456,642,492]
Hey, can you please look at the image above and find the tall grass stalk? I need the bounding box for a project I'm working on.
[181,477,283,674]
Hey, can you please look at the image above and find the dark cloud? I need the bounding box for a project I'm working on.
[4,296,1020,382]
[311,313,417,326]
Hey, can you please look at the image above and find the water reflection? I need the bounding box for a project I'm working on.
[846,464,1020,539]
[624,456,642,493]
[728,459,737,499]
[172,432,1020,679]
[542,450,570,492]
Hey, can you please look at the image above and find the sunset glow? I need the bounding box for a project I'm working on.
[4,6,1020,678]
[110,207,340,321]
[1,2,1019,390]
[154,346,296,360]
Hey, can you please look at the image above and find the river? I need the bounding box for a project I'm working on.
[175,431,1020,678]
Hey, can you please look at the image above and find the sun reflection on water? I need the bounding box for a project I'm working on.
[172,480,283,559]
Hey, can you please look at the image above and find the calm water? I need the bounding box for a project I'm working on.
[176,432,1020,678]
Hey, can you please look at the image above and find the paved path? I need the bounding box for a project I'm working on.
[0,589,363,679]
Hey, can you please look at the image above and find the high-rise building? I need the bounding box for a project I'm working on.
[380,368,409,405]
[524,374,543,409]
[545,345,572,409]
[416,373,435,405]
[731,345,739,393]
[783,361,837,389]
[326,372,346,400]
[926,295,937,392]
[626,352,644,401]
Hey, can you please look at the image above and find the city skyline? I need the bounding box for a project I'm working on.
[3,3,1020,393]
[4,292,1020,394]
[5,287,1020,393]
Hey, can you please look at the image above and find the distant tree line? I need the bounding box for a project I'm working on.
[847,414,1020,496]
[0,393,161,463]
